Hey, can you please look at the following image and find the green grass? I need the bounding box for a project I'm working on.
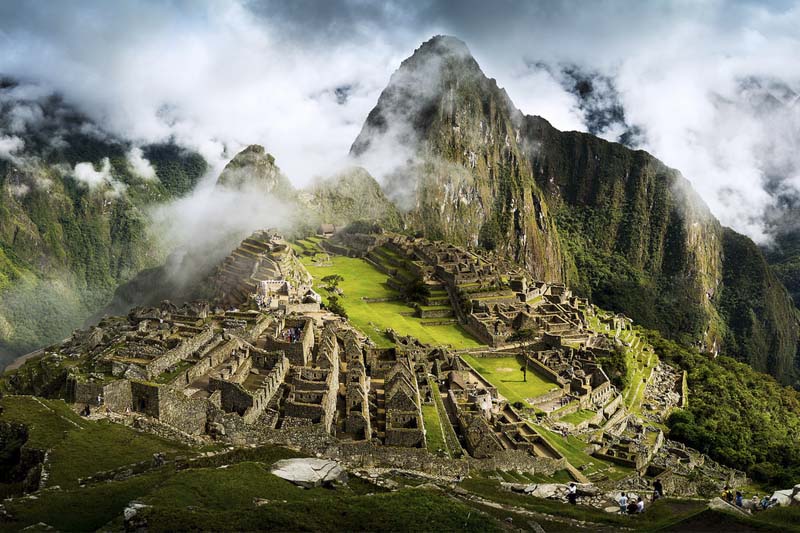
[559,409,598,426]
[299,251,482,349]
[0,396,190,488]
[531,424,631,480]
[428,377,463,457]
[458,475,765,532]
[422,403,447,455]
[460,355,559,405]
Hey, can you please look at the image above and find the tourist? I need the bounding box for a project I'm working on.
[760,495,771,510]
[735,491,743,507]
[567,482,577,505]
[636,497,645,513]
[618,492,628,514]
[654,479,664,498]
[627,499,639,515]
[722,485,733,503]
[751,495,760,511]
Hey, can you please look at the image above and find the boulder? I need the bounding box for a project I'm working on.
[770,489,794,507]
[528,483,563,499]
[270,458,348,489]
[708,497,748,516]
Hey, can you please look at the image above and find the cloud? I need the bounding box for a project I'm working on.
[71,157,127,197]
[126,146,157,180]
[0,134,24,160]
[0,0,799,241]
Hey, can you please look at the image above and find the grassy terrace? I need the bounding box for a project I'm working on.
[587,308,658,413]
[460,355,558,406]
[559,408,598,426]
[0,396,190,493]
[531,424,632,481]
[421,404,447,455]
[295,239,482,349]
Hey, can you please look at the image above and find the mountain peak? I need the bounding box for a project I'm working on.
[414,34,471,58]
[216,144,291,196]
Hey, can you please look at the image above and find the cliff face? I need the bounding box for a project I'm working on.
[353,35,799,384]
[352,36,563,282]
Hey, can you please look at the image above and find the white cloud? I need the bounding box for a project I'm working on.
[126,146,157,180]
[0,135,24,160]
[72,157,126,197]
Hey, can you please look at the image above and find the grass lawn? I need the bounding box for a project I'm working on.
[421,403,447,455]
[460,355,559,405]
[0,396,190,489]
[299,249,482,349]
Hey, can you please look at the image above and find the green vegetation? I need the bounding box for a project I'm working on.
[427,377,462,457]
[0,136,207,361]
[297,242,481,349]
[559,409,597,426]
[421,404,447,455]
[460,355,558,405]
[718,228,799,385]
[0,396,189,489]
[645,329,800,489]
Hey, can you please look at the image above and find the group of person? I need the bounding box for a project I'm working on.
[617,479,664,515]
[566,479,664,514]
[722,486,779,511]
[281,326,302,343]
[618,492,645,514]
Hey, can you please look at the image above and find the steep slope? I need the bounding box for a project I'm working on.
[352,35,799,384]
[215,144,293,197]
[0,81,207,364]
[352,36,563,282]
[297,167,402,231]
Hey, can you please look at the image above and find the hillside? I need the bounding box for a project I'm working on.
[0,81,207,364]
[351,35,800,385]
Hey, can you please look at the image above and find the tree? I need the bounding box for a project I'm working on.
[321,274,344,293]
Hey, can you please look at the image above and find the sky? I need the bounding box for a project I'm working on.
[1,0,799,241]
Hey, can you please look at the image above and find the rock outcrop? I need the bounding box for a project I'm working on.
[270,458,348,488]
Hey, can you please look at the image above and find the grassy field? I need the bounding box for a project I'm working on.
[460,355,559,405]
[297,243,482,349]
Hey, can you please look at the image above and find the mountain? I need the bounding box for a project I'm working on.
[352,35,799,384]
[215,144,293,197]
[0,80,207,365]
[297,166,402,231]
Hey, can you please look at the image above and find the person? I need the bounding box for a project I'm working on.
[618,492,628,514]
[722,485,732,503]
[735,491,743,507]
[760,495,771,510]
[627,499,639,515]
[567,482,577,505]
[654,479,664,498]
[751,495,760,511]
[636,497,645,513]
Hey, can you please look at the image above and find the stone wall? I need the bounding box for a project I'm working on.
[158,388,207,435]
[67,377,104,405]
[103,379,132,412]
[131,381,161,418]
[145,327,214,379]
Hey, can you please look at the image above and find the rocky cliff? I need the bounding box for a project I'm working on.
[352,35,799,384]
